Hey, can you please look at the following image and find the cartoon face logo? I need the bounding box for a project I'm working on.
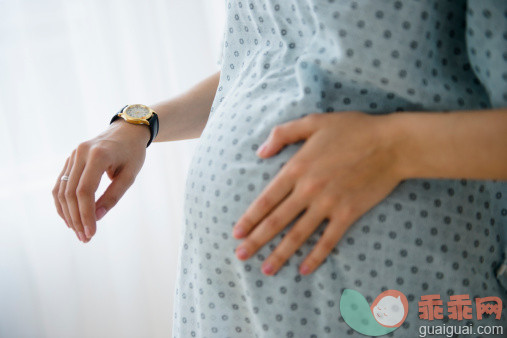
[371,291,408,327]
[340,289,409,336]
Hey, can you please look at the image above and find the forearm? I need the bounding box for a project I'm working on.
[151,70,221,142]
[391,108,507,181]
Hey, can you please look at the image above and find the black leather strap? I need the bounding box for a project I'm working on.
[146,112,159,148]
[110,105,128,125]
[110,105,159,148]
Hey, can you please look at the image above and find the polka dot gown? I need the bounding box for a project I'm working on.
[172,1,507,337]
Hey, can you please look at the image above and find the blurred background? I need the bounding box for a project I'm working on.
[0,1,225,337]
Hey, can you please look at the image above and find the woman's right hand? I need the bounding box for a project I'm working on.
[52,119,150,243]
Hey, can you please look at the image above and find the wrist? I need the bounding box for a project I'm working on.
[382,112,423,181]
[376,112,405,181]
[386,111,452,180]
[109,118,151,146]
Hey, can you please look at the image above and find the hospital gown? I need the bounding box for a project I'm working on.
[172,1,507,336]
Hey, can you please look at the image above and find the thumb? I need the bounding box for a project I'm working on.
[95,169,136,220]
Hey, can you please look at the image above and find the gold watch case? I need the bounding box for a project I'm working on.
[117,104,156,126]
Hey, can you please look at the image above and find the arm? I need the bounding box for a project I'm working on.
[151,70,221,142]
[392,108,507,181]
[53,70,221,243]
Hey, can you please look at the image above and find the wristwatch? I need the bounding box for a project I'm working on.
[110,104,159,147]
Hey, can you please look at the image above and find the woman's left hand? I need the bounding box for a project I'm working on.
[232,111,405,276]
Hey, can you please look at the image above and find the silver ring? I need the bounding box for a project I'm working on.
[61,175,70,181]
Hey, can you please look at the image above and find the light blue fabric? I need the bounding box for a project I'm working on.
[172,1,507,337]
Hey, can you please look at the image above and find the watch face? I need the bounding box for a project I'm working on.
[125,104,151,119]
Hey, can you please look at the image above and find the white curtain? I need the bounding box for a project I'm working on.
[0,1,225,337]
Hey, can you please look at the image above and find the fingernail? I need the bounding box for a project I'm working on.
[84,226,92,239]
[236,247,248,260]
[233,227,244,238]
[96,207,107,220]
[256,143,267,156]
[77,232,86,242]
[262,262,274,275]
[300,264,310,275]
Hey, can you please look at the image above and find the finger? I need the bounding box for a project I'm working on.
[94,168,136,222]
[234,194,306,261]
[65,151,87,242]
[256,114,321,157]
[58,152,76,233]
[299,211,353,275]
[76,155,110,240]
[261,205,326,276]
[232,168,295,238]
[53,157,70,227]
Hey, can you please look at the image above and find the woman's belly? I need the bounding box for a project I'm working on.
[175,66,507,336]
[184,119,505,287]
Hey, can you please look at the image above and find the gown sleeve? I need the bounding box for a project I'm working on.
[465,0,507,108]
[216,29,226,68]
[466,0,507,290]
[216,1,227,68]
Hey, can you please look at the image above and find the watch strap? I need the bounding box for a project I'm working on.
[146,113,159,148]
[110,105,128,125]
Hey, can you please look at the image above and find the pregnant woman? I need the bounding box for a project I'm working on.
[53,0,507,337]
